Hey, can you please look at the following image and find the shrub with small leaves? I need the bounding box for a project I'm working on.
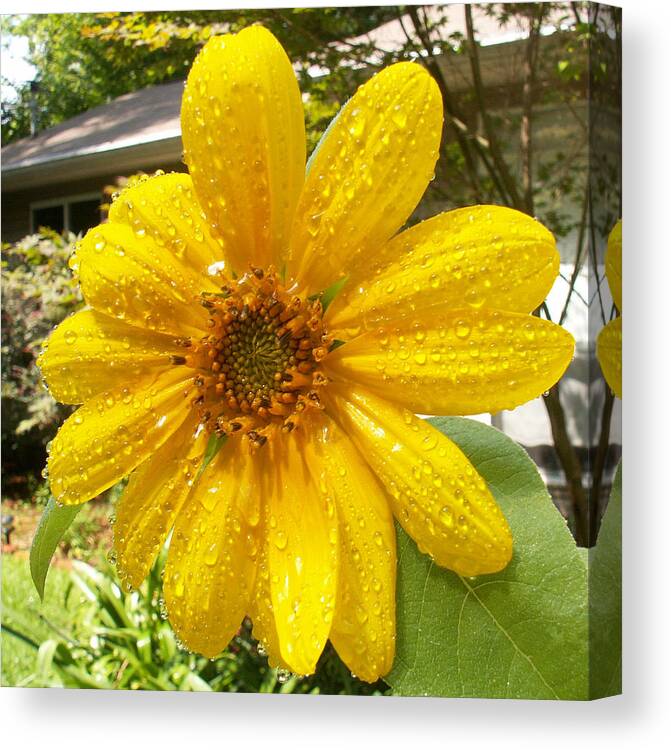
[1,230,83,493]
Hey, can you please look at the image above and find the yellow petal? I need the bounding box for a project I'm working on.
[249,504,293,672]
[288,62,442,292]
[74,219,218,338]
[38,309,187,404]
[605,219,622,312]
[326,385,512,576]
[313,413,396,683]
[113,414,208,589]
[265,425,339,675]
[48,368,192,505]
[108,172,229,277]
[163,441,258,658]
[181,28,306,271]
[325,309,574,415]
[596,316,622,398]
[328,206,559,335]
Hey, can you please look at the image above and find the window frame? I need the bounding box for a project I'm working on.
[30,191,102,234]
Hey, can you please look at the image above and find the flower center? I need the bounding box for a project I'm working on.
[177,267,331,447]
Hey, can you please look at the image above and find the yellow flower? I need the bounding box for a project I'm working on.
[596,220,622,398]
[38,27,574,680]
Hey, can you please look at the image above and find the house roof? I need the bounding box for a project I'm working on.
[2,79,184,191]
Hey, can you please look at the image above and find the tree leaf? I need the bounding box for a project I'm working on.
[589,462,622,698]
[387,416,589,700]
[30,497,82,600]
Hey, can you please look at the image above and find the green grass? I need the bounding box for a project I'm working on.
[1,553,387,694]
[1,555,81,687]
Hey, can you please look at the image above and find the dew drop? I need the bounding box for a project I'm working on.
[204,543,219,566]
[455,320,471,339]
[391,104,408,129]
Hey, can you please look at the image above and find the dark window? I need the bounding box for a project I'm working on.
[69,198,101,235]
[32,204,64,233]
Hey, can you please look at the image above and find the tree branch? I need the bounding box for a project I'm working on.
[560,180,589,325]
[544,385,590,546]
[464,4,524,210]
[520,5,544,214]
[405,5,485,202]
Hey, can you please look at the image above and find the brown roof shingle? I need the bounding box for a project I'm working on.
[2,78,184,171]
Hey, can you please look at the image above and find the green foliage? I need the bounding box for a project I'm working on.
[589,462,622,698]
[59,496,115,562]
[2,13,192,143]
[1,231,83,493]
[3,554,386,694]
[388,416,594,700]
[30,497,83,600]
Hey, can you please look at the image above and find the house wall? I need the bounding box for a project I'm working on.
[1,161,185,243]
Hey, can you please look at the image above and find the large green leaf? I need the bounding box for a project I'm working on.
[387,416,589,700]
[589,462,622,698]
[30,497,82,600]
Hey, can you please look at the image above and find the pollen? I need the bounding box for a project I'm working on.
[177,266,332,447]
